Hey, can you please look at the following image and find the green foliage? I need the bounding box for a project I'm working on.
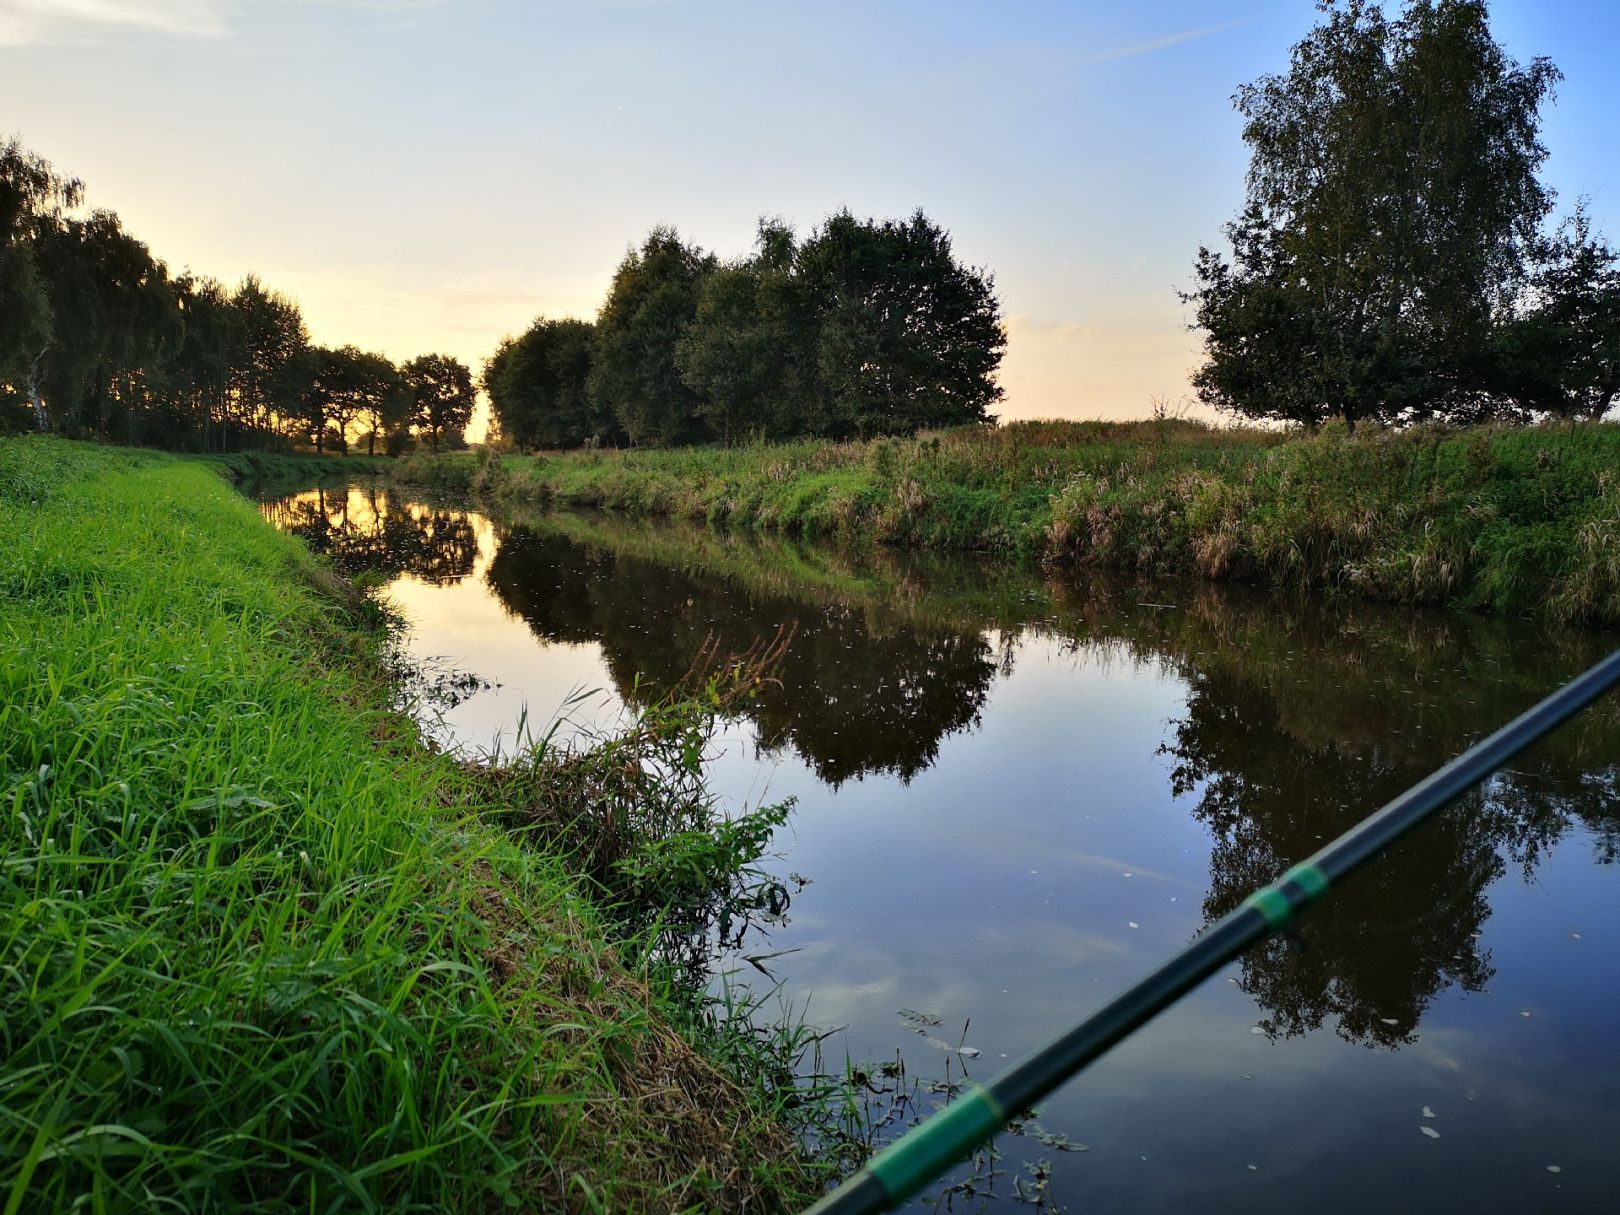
[1187,0,1588,427]
[0,437,819,1211]
[589,226,716,447]
[500,209,1006,449]
[485,317,609,450]
[676,220,817,442]
[797,209,1004,436]
[401,419,1620,624]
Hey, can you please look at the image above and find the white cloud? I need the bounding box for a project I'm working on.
[1090,18,1255,64]
[0,0,439,46]
[0,0,226,44]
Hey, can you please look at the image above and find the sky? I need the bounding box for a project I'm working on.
[3,0,1619,434]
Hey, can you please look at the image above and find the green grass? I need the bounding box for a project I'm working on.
[0,437,815,1212]
[398,418,1620,624]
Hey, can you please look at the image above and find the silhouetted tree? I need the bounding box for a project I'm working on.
[1,138,80,431]
[1495,206,1620,419]
[32,210,178,442]
[403,352,475,451]
[230,275,309,447]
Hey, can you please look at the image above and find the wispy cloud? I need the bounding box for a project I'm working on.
[1089,17,1254,64]
[0,0,226,45]
[0,0,439,46]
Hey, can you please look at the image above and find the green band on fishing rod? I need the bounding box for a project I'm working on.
[866,1086,1005,1201]
[1245,861,1332,928]
[803,647,1620,1215]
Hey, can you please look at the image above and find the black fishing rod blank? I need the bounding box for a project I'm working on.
[806,647,1620,1215]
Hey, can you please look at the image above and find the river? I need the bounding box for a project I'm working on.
[260,481,1620,1213]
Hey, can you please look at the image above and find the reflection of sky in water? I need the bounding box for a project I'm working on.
[261,486,1620,1211]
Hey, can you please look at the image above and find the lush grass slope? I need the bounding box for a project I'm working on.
[399,419,1620,624]
[0,438,808,1213]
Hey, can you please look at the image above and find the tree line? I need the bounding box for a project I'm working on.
[0,138,476,452]
[484,211,1006,449]
[1186,0,1620,429]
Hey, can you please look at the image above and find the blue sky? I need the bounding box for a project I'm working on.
[3,0,1617,426]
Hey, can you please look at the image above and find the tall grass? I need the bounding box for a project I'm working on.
[400,418,1620,624]
[0,437,816,1212]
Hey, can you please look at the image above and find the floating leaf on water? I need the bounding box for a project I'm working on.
[1420,1127,1441,1139]
[1031,1127,1089,1152]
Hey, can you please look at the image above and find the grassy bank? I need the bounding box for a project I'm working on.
[0,438,816,1212]
[398,419,1620,624]
[206,448,395,482]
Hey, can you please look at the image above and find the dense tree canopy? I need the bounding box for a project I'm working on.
[490,209,1005,449]
[588,227,717,447]
[403,353,476,452]
[798,209,1004,436]
[485,318,609,450]
[675,219,818,442]
[1186,0,1612,427]
[0,137,446,451]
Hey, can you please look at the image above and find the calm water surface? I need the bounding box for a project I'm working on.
[262,483,1620,1213]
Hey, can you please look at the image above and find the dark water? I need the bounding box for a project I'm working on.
[262,484,1620,1213]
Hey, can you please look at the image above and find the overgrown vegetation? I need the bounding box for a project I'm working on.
[398,417,1620,624]
[0,436,827,1211]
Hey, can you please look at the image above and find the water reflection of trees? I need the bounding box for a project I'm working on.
[484,515,1620,1050]
[1144,597,1620,1048]
[484,529,999,785]
[262,486,478,585]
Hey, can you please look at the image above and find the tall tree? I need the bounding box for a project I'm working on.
[230,276,309,447]
[0,138,80,429]
[31,210,178,441]
[403,353,475,451]
[485,318,607,450]
[1186,0,1561,427]
[676,219,818,442]
[589,227,716,446]
[1498,207,1620,420]
[166,274,244,449]
[796,209,1004,437]
[347,349,409,456]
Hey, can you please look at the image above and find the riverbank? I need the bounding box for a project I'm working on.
[397,419,1620,625]
[0,437,817,1211]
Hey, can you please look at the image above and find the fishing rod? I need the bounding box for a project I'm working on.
[806,647,1620,1215]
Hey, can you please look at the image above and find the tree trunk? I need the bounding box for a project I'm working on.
[27,355,48,432]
